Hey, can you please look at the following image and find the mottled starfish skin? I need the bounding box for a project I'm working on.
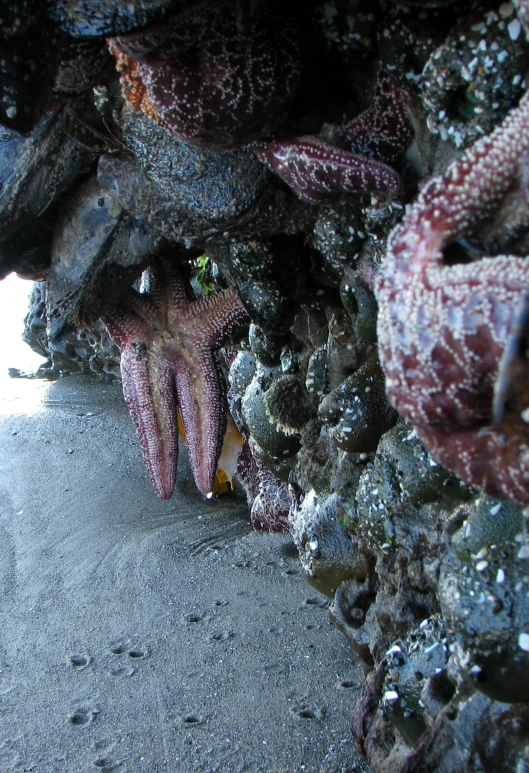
[375,90,529,503]
[253,136,402,205]
[108,4,301,151]
[101,259,249,499]
[344,72,414,163]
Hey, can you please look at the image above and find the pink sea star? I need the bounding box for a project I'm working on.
[101,257,248,499]
[375,90,529,503]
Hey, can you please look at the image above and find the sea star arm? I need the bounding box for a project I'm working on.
[121,340,179,499]
[388,90,529,280]
[253,135,402,205]
[375,90,529,503]
[99,296,154,349]
[171,286,249,496]
[102,297,180,500]
[344,72,414,163]
[187,286,250,349]
[172,344,227,498]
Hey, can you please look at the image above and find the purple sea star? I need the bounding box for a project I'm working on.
[108,2,301,151]
[252,136,402,205]
[375,90,529,503]
[343,71,414,163]
[101,257,249,499]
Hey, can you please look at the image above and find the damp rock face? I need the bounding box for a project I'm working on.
[9,2,529,771]
[439,540,529,704]
[45,173,160,336]
[290,491,367,598]
[49,0,177,37]
[0,98,100,280]
[24,282,120,379]
[116,104,270,222]
[421,4,529,149]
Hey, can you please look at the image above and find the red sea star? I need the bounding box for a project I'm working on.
[101,257,248,499]
[375,90,529,503]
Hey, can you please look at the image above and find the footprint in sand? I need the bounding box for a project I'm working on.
[68,641,147,680]
[92,738,125,770]
[109,640,147,677]
[109,665,135,678]
[93,754,124,771]
[127,648,146,659]
[110,640,147,658]
[182,714,205,726]
[93,738,117,753]
[68,705,99,727]
[70,654,91,670]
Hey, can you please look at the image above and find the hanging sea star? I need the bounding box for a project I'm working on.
[107,2,301,151]
[375,90,529,503]
[344,71,414,163]
[101,257,249,499]
[252,136,402,205]
[251,73,411,205]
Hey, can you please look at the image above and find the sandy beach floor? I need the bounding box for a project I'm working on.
[0,374,369,773]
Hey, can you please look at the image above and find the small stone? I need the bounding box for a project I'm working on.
[508,18,522,40]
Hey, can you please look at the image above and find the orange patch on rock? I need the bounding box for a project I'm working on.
[107,41,160,124]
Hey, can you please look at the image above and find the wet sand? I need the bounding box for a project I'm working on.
[0,374,369,773]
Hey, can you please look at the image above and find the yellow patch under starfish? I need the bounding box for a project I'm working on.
[177,410,243,497]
